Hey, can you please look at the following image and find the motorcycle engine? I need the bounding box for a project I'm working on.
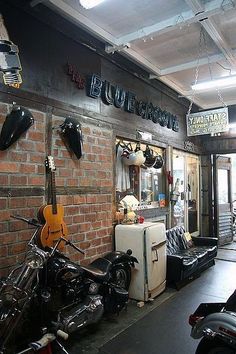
[58,294,104,333]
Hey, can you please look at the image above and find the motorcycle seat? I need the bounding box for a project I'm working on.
[80,258,111,282]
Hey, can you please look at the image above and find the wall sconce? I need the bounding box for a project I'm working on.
[0,14,22,88]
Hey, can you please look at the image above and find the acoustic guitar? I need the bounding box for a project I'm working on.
[38,156,68,249]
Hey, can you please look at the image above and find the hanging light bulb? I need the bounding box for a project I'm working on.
[0,14,22,88]
[79,0,106,9]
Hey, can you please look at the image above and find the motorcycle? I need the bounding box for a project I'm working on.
[189,289,236,353]
[0,215,138,354]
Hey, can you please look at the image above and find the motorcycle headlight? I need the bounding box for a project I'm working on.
[25,250,45,269]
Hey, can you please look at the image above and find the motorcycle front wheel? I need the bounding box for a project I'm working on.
[111,264,131,290]
[196,338,235,354]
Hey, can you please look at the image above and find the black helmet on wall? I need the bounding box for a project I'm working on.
[153,154,164,169]
[60,117,83,160]
[143,145,156,168]
[0,105,34,150]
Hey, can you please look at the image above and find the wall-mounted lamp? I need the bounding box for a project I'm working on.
[0,14,22,88]
[79,0,106,9]
[191,75,236,91]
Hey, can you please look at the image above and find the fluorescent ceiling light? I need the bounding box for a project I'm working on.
[80,0,105,9]
[191,75,236,91]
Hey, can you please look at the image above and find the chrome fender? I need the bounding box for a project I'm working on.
[191,311,236,339]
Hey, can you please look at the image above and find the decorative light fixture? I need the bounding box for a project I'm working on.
[192,75,236,91]
[79,0,106,9]
[0,14,22,88]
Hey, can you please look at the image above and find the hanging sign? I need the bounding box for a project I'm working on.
[186,107,229,137]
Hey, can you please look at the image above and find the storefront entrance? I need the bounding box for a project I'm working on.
[171,150,200,235]
[213,155,233,245]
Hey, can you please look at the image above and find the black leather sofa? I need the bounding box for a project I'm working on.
[166,226,218,288]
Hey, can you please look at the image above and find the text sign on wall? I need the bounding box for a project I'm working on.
[65,64,180,133]
[186,107,229,136]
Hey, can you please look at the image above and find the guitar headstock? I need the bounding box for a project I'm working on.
[45,156,56,172]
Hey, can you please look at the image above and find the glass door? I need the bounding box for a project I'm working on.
[171,150,200,235]
[171,152,185,228]
[213,155,233,245]
[187,155,199,235]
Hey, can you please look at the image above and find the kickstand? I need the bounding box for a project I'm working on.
[55,340,69,354]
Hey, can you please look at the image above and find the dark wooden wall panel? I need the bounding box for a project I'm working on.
[1,1,101,113]
[101,59,195,150]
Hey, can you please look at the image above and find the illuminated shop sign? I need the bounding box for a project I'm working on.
[187,107,229,137]
[67,64,179,132]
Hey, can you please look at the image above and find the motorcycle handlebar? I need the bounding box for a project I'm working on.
[59,237,85,255]
[11,216,85,255]
[57,329,69,340]
[11,215,42,228]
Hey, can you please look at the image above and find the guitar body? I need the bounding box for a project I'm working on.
[38,203,68,249]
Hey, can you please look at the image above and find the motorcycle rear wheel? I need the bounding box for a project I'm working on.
[111,264,131,290]
[196,338,235,354]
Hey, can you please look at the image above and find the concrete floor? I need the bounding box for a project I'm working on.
[59,258,236,354]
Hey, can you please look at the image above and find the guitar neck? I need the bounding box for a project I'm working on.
[51,171,57,214]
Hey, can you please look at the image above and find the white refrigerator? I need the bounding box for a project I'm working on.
[115,222,166,301]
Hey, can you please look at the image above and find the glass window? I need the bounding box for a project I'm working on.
[217,169,229,204]
[140,167,165,206]
[171,150,199,235]
[187,155,199,234]
[171,154,185,228]
[115,138,165,209]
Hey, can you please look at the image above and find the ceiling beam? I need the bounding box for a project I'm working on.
[198,98,234,109]
[114,0,234,46]
[118,47,162,75]
[151,51,233,77]
[161,53,224,76]
[185,0,236,67]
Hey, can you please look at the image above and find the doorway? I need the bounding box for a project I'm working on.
[171,150,200,235]
[213,154,234,245]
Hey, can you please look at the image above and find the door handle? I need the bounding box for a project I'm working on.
[153,249,158,262]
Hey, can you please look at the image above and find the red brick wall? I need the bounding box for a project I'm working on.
[0,103,114,276]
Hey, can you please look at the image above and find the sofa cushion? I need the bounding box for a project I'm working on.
[166,226,186,254]
[174,252,198,270]
[187,248,209,265]
[191,246,217,261]
[181,233,217,259]
[175,248,208,266]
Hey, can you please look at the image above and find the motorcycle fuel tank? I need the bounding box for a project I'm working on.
[46,255,83,287]
[0,105,34,150]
